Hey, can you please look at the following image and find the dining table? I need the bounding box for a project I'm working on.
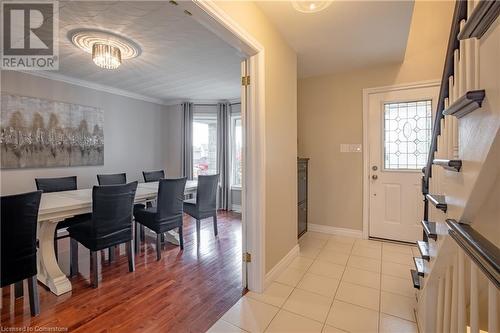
[36,180,198,296]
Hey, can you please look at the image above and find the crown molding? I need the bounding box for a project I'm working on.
[16,71,241,108]
[18,70,168,106]
[164,97,241,106]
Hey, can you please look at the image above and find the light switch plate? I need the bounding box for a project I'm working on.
[340,144,362,153]
[350,144,362,152]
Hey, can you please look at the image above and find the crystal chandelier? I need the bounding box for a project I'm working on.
[92,43,122,70]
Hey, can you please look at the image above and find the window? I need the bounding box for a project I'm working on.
[231,115,242,187]
[193,111,217,179]
[384,100,432,170]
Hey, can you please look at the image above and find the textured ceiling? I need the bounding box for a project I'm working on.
[257,1,414,78]
[50,1,242,104]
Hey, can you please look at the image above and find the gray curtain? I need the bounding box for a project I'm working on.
[182,102,193,179]
[217,102,230,210]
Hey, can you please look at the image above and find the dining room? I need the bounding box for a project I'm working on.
[0,1,247,331]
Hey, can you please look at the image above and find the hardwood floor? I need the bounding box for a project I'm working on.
[1,211,244,332]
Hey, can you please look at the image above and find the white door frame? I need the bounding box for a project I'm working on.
[362,80,440,240]
[182,0,266,292]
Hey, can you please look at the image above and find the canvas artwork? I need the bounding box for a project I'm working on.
[1,94,104,169]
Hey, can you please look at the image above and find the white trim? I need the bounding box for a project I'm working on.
[308,223,363,239]
[190,0,267,293]
[264,244,299,289]
[20,71,240,107]
[20,71,168,106]
[231,204,242,213]
[362,80,441,240]
[164,98,241,106]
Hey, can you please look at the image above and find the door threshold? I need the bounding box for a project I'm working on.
[368,236,415,246]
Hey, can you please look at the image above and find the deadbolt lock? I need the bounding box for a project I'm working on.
[372,166,378,171]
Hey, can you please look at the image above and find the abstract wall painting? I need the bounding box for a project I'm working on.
[1,94,104,169]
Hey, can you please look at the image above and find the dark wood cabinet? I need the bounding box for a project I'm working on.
[298,158,309,238]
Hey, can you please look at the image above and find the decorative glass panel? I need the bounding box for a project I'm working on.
[384,100,432,170]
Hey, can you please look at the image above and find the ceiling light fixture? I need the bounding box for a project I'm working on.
[92,43,121,70]
[292,1,332,13]
[69,29,141,70]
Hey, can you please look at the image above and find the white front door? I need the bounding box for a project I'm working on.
[367,84,439,242]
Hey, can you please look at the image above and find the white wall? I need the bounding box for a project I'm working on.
[213,1,298,273]
[0,71,174,195]
[298,0,454,231]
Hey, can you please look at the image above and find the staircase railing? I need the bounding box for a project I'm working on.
[414,1,500,332]
[421,0,467,224]
[417,220,499,333]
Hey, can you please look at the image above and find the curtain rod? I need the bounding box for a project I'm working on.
[192,102,241,107]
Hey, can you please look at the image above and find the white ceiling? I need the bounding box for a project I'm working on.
[257,1,414,78]
[48,1,243,104]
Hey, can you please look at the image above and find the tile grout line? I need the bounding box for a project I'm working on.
[247,234,418,333]
[320,237,353,332]
[262,236,327,332]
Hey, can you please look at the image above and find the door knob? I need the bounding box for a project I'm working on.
[372,175,378,180]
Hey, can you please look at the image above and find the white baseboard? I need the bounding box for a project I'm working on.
[231,204,241,213]
[264,244,300,289]
[308,223,363,239]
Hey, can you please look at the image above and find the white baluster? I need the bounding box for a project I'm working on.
[459,20,467,96]
[458,251,466,333]
[474,37,480,89]
[452,50,460,158]
[468,0,479,89]
[454,50,460,100]
[465,34,475,92]
[437,276,445,333]
[445,98,453,159]
[452,117,459,158]
[449,76,455,103]
[444,266,453,333]
[470,263,479,333]
[439,118,445,157]
[451,257,458,333]
[468,0,476,14]
[489,282,499,333]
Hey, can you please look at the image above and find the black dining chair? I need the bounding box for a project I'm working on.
[183,174,219,245]
[142,170,165,183]
[35,176,89,259]
[140,169,165,241]
[97,173,127,185]
[134,178,187,260]
[68,182,138,288]
[97,172,129,261]
[1,190,42,316]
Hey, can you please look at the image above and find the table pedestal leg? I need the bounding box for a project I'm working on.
[37,220,72,296]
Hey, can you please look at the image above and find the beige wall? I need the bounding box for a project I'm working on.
[214,1,298,272]
[297,1,454,231]
[0,71,174,195]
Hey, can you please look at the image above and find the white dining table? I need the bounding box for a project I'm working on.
[36,180,197,296]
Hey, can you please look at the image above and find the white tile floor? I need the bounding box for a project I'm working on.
[207,232,420,333]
